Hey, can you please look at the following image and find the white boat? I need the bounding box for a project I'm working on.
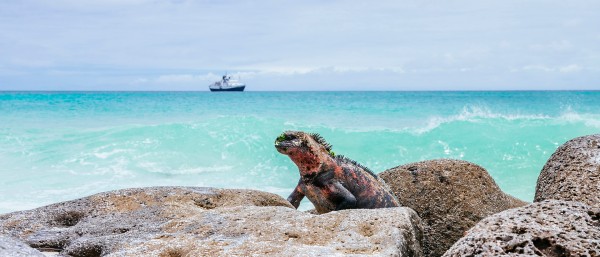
[209,75,246,92]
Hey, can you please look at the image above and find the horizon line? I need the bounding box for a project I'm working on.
[1,89,599,93]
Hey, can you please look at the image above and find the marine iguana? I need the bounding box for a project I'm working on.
[275,131,399,214]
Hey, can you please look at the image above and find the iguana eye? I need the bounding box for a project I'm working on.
[276,134,286,142]
[275,133,297,143]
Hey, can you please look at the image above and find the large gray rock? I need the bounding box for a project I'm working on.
[535,134,600,207]
[379,159,527,257]
[443,200,600,256]
[111,206,424,256]
[0,235,44,257]
[0,187,292,256]
[0,187,424,256]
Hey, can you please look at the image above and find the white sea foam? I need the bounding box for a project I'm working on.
[0,201,40,214]
[413,105,552,134]
[2,92,599,214]
[438,140,452,155]
[93,148,130,159]
[557,110,600,128]
[307,105,561,134]
[0,181,117,213]
[138,162,234,175]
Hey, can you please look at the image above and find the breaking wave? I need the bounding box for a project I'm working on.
[1,91,599,213]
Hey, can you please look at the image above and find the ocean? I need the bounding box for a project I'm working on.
[0,91,598,213]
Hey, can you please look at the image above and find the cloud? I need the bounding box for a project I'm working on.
[154,73,219,83]
[559,64,582,73]
[529,40,573,51]
[520,65,555,72]
[131,67,409,86]
[1,0,599,90]
[516,64,584,73]
[562,18,582,27]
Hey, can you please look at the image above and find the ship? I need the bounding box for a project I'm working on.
[209,75,246,92]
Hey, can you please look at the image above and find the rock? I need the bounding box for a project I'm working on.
[0,235,45,257]
[0,187,292,256]
[379,159,527,257]
[0,186,424,256]
[443,200,600,256]
[113,206,423,256]
[535,134,600,207]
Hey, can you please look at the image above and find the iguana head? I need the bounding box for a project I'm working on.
[275,131,334,174]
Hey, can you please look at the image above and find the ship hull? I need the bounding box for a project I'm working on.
[209,86,245,92]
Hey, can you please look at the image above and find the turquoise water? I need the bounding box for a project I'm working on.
[0,91,599,213]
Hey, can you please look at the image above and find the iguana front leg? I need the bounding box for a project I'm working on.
[287,179,305,209]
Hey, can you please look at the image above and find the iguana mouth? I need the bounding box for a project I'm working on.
[274,140,295,150]
[274,132,302,153]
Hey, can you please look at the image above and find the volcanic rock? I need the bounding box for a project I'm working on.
[0,235,44,257]
[0,186,424,256]
[535,134,600,207]
[379,159,527,257]
[443,200,600,256]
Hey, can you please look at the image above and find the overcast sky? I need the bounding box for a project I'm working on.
[1,0,599,91]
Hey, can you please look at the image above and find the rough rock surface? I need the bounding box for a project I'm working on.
[0,235,45,257]
[443,200,600,256]
[379,159,527,257]
[0,186,423,256]
[535,134,600,207]
[116,206,423,256]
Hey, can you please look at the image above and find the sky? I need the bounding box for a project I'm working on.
[1,0,599,91]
